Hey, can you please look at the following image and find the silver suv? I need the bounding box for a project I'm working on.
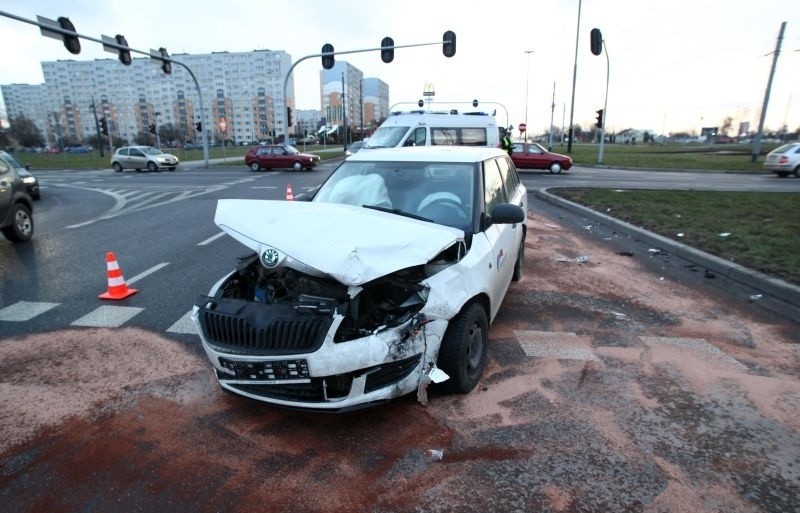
[111,146,179,172]
[0,151,34,242]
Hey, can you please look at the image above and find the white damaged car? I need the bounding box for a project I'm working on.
[193,147,527,411]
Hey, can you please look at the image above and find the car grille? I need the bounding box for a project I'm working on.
[196,297,332,355]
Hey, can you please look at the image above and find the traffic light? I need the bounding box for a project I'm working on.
[321,43,335,70]
[442,30,456,58]
[590,28,603,56]
[158,47,171,74]
[287,107,293,126]
[115,34,132,65]
[195,121,202,132]
[149,123,156,134]
[595,109,604,129]
[57,17,81,55]
[100,117,108,136]
[380,37,394,63]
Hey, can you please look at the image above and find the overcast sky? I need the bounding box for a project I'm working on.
[1,0,798,136]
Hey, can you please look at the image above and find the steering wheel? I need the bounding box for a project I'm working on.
[418,198,468,223]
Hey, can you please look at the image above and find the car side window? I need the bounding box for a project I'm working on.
[529,145,542,154]
[484,159,508,216]
[257,147,270,156]
[130,149,144,157]
[496,157,520,200]
[118,148,129,156]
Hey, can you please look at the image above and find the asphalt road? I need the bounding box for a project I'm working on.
[1,161,799,512]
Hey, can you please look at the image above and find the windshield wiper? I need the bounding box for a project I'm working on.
[362,204,432,222]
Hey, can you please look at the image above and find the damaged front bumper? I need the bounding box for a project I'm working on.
[192,295,449,412]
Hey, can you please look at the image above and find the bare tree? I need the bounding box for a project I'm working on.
[8,116,44,148]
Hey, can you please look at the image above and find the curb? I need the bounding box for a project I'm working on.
[535,187,800,309]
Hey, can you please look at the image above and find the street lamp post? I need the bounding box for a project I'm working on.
[567,0,582,152]
[524,50,533,143]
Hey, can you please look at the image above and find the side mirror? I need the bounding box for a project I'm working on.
[489,203,525,225]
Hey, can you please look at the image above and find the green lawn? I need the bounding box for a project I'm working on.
[551,188,800,285]
[543,142,780,172]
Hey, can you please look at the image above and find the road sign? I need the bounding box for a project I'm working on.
[519,123,527,132]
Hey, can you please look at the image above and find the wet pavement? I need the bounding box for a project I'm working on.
[2,209,799,513]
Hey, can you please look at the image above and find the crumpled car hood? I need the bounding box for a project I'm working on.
[215,199,464,286]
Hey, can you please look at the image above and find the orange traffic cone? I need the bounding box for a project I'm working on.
[286,184,294,201]
[99,251,138,300]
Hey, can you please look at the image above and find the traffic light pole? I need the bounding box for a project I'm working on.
[0,9,210,167]
[598,39,609,164]
[280,36,454,141]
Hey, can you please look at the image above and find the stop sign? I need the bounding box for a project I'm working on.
[518,123,527,132]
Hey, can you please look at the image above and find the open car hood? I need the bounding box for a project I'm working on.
[215,199,464,286]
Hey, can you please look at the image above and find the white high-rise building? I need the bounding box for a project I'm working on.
[2,49,294,147]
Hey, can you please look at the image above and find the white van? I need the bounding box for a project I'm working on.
[365,110,500,149]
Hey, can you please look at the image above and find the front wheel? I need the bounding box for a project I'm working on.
[292,161,303,172]
[112,162,123,173]
[549,161,562,174]
[776,171,790,178]
[250,162,261,172]
[1,203,34,242]
[437,303,489,394]
[147,161,158,172]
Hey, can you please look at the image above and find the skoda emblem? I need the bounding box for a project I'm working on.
[261,248,280,268]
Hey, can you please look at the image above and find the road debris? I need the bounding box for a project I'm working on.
[616,251,634,257]
[719,232,731,237]
[557,255,588,263]
[425,449,444,461]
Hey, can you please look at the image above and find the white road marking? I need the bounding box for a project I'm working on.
[126,263,169,285]
[71,306,143,328]
[252,186,278,189]
[167,310,197,334]
[514,330,600,361]
[198,232,226,246]
[0,301,60,322]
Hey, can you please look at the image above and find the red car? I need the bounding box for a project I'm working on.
[245,144,321,172]
[511,143,572,174]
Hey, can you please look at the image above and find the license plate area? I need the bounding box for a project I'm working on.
[218,357,310,383]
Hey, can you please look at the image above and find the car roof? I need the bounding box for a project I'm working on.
[347,146,506,163]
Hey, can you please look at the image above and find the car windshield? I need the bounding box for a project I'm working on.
[2,153,25,169]
[365,126,410,148]
[313,160,476,233]
[142,147,164,155]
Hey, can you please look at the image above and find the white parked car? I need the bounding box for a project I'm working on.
[110,146,179,172]
[763,142,800,178]
[193,146,527,411]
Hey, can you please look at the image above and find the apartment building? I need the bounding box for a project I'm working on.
[2,49,294,147]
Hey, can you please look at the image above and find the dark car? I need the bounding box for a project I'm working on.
[511,142,573,174]
[0,151,34,242]
[245,144,320,172]
[0,151,39,200]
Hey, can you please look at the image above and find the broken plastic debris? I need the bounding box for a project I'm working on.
[704,270,716,279]
[611,311,627,319]
[426,449,444,461]
[428,367,450,384]
[557,255,588,263]
[416,374,432,405]
[676,233,684,237]
[749,294,762,301]
[719,232,731,237]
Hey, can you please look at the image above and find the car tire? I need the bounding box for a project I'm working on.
[549,161,562,174]
[436,302,489,394]
[168,167,176,171]
[112,162,123,173]
[794,166,800,178]
[292,161,303,172]
[777,171,789,178]
[512,237,525,282]
[147,161,158,172]
[1,202,34,242]
[250,162,261,172]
